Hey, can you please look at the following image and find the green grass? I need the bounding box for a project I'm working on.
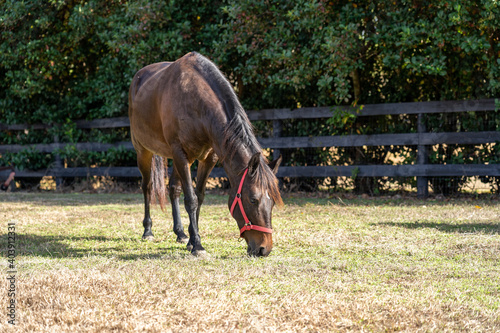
[1,192,499,332]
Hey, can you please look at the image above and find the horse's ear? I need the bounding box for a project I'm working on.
[268,155,282,175]
[248,153,261,178]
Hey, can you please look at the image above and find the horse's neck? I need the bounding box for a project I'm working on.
[210,112,260,187]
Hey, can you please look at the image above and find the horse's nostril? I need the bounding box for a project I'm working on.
[248,246,270,257]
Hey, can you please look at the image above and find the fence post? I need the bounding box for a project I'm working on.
[53,129,63,189]
[272,119,283,187]
[417,113,428,198]
[272,119,282,161]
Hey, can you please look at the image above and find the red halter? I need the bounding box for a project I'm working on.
[230,168,273,237]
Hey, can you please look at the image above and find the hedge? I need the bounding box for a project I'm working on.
[1,0,499,193]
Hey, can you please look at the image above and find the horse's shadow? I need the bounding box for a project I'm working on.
[1,233,188,261]
[0,192,227,207]
[375,221,500,234]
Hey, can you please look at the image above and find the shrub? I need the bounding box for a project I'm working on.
[1,0,498,194]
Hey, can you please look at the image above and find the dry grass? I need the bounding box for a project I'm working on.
[1,192,499,332]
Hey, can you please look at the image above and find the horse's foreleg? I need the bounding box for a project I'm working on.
[137,149,154,241]
[169,167,189,244]
[195,152,218,222]
[171,145,205,256]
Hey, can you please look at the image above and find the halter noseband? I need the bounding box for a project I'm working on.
[230,168,273,237]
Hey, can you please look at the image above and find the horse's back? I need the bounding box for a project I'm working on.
[129,62,172,101]
[130,52,230,110]
[128,52,235,161]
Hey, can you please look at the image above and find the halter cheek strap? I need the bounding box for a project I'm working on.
[230,168,273,237]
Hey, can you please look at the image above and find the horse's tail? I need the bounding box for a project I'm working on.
[149,155,168,211]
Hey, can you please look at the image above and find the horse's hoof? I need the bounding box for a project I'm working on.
[192,249,208,257]
[176,236,189,244]
[142,235,154,241]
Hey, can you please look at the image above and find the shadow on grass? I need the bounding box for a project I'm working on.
[376,221,500,234]
[1,233,190,261]
[283,193,500,207]
[0,192,228,207]
[0,193,142,207]
[3,192,499,208]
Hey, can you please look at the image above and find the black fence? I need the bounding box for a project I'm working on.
[1,99,499,196]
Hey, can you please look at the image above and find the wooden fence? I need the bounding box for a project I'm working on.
[1,99,499,196]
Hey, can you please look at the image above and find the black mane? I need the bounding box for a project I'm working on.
[190,52,261,160]
[189,53,283,206]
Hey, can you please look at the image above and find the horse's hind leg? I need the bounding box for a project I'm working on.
[169,167,189,244]
[195,151,218,222]
[136,148,155,241]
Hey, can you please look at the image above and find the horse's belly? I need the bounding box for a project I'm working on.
[184,145,214,164]
[132,123,214,164]
[131,126,173,158]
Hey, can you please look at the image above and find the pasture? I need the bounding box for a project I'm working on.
[1,192,499,332]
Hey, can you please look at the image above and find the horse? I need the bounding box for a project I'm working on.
[128,52,283,257]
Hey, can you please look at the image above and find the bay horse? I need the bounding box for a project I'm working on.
[128,52,283,257]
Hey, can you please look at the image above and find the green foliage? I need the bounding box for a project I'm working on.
[2,147,53,171]
[213,0,499,108]
[0,0,499,193]
[209,0,499,194]
[0,0,220,124]
[2,0,498,122]
[0,0,220,172]
[55,144,136,168]
[425,109,500,194]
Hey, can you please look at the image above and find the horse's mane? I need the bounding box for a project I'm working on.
[189,53,260,158]
[191,53,283,206]
[250,155,284,207]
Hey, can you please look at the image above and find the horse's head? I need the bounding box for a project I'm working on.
[229,153,282,257]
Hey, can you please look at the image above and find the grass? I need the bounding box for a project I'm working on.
[1,192,499,332]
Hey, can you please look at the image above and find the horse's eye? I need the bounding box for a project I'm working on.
[250,198,258,205]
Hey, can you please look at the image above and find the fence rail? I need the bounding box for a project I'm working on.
[1,98,498,196]
[4,164,498,179]
[3,131,500,153]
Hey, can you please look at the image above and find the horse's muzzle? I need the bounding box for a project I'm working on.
[248,245,272,257]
